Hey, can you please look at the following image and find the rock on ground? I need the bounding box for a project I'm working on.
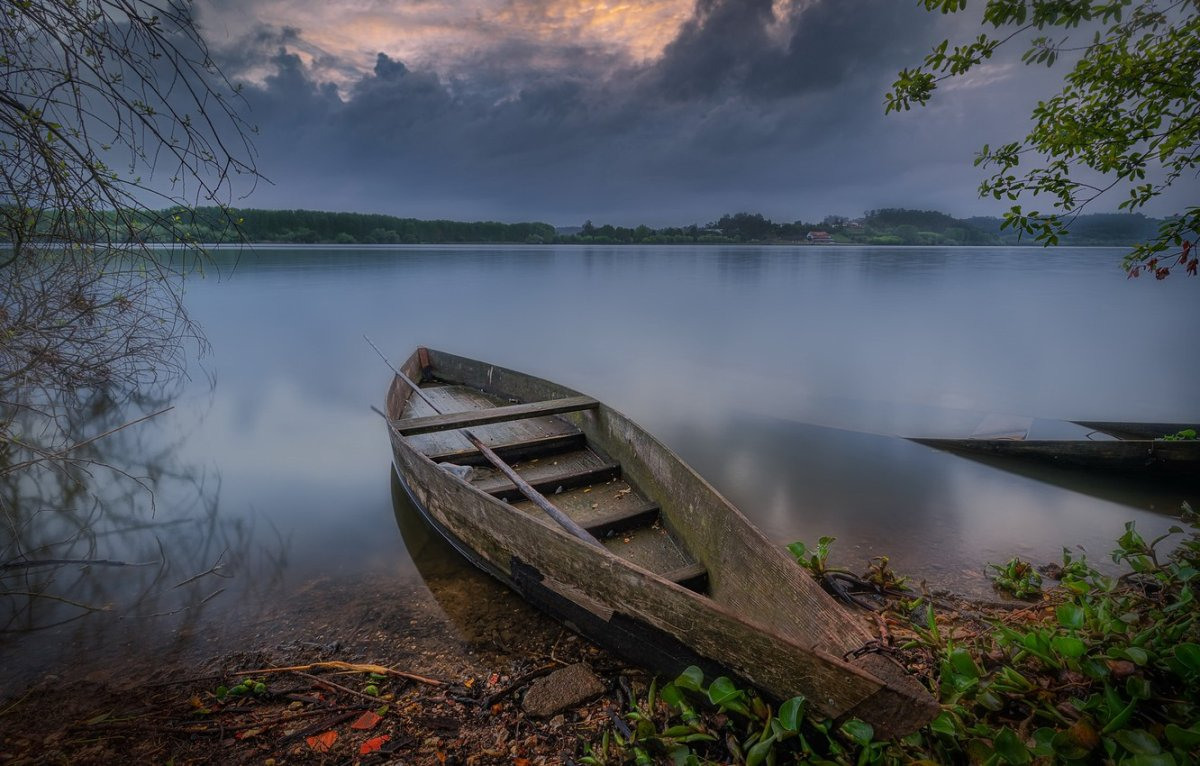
[521,663,606,717]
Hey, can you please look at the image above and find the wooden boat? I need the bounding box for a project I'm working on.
[908,419,1199,480]
[383,347,937,737]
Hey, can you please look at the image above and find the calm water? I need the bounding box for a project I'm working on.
[4,244,1198,685]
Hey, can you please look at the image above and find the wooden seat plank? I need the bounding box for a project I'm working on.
[583,502,661,535]
[427,431,587,465]
[394,396,598,436]
[472,448,620,501]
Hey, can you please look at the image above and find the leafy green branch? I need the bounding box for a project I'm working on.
[888,0,1200,278]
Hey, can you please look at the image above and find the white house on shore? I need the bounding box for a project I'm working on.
[806,231,833,243]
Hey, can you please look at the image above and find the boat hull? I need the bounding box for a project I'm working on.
[910,436,1200,480]
[385,348,938,737]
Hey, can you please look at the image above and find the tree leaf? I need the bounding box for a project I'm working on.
[840,718,874,746]
[777,696,806,732]
[359,734,390,755]
[1051,635,1087,659]
[1172,643,1200,673]
[674,666,704,692]
[706,676,741,706]
[993,726,1031,764]
[1113,729,1162,755]
[1056,603,1085,630]
[306,730,338,753]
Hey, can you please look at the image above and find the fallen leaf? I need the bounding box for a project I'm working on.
[359,735,390,755]
[236,727,263,740]
[306,730,338,752]
[350,711,382,731]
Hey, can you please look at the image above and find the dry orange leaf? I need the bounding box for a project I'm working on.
[306,730,338,752]
[359,734,390,755]
[350,711,382,731]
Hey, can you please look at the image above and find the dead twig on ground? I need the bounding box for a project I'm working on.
[294,671,389,705]
[232,661,444,687]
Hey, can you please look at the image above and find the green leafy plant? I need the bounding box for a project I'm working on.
[888,1,1200,279]
[1161,428,1198,441]
[786,536,841,578]
[580,667,819,765]
[988,557,1043,599]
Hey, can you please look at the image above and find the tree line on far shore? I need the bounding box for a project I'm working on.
[0,206,1169,248]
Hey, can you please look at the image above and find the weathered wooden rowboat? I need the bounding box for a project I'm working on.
[909,420,1199,480]
[383,348,937,737]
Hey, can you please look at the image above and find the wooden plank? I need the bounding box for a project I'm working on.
[394,396,598,436]
[510,479,651,527]
[427,432,586,465]
[481,461,620,501]
[405,384,583,460]
[583,502,660,535]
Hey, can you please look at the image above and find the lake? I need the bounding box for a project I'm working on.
[3,244,1197,687]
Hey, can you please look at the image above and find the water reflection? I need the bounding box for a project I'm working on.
[658,412,1189,597]
[0,387,290,692]
[389,468,540,650]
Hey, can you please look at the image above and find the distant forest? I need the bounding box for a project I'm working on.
[16,206,1169,247]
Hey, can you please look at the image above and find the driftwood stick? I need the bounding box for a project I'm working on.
[231,661,444,687]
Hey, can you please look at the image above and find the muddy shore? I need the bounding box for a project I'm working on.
[0,559,658,765]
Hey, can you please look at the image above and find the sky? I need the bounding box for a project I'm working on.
[191,0,1196,227]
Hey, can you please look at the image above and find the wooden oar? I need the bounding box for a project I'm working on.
[366,338,602,548]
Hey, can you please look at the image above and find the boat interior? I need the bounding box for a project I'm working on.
[393,376,711,595]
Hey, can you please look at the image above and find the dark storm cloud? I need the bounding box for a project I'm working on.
[650,0,776,99]
[220,0,1057,224]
